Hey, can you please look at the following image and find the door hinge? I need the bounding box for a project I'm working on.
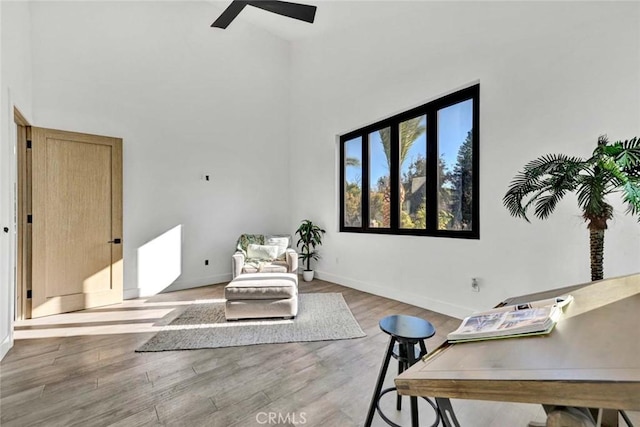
[26,140,32,149]
[26,290,32,299]
[27,214,33,224]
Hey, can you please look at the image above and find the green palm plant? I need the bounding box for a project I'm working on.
[378,118,427,226]
[503,135,640,281]
[295,219,326,272]
[379,118,426,171]
[346,157,361,167]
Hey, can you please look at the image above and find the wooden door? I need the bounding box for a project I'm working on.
[30,127,123,318]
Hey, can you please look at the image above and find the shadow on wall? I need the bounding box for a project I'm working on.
[137,225,182,297]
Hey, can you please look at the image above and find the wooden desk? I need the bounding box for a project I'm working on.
[395,274,640,424]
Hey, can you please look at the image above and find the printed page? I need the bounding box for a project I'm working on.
[448,306,558,340]
[495,307,553,332]
[484,294,573,314]
[450,312,506,336]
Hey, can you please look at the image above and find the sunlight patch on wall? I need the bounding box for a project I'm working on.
[137,225,182,297]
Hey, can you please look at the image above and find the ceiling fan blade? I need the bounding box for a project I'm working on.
[247,1,317,24]
[211,1,248,29]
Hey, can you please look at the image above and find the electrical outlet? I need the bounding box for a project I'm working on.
[471,277,480,292]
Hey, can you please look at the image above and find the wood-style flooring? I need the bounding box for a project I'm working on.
[0,279,632,426]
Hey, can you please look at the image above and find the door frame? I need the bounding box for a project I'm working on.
[14,107,30,320]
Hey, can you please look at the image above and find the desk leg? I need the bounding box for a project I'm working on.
[436,398,461,427]
[601,409,619,427]
[589,408,619,427]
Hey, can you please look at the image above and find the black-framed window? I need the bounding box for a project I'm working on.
[340,84,480,239]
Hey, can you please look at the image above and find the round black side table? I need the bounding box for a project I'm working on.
[364,315,439,427]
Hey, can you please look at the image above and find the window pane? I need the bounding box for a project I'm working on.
[344,137,362,227]
[369,128,390,228]
[399,115,427,229]
[437,99,473,230]
[339,85,478,237]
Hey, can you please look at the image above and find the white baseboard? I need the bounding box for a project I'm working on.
[123,270,473,319]
[1,333,13,361]
[316,270,472,319]
[123,273,232,300]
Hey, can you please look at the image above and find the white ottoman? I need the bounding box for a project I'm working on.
[224,273,298,320]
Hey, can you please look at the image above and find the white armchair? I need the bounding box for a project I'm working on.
[232,234,298,279]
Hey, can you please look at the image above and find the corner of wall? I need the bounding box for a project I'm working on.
[316,270,472,319]
[0,333,12,360]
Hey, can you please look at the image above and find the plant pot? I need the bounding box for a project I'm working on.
[302,270,314,282]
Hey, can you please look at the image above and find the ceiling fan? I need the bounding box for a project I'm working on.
[211,0,317,29]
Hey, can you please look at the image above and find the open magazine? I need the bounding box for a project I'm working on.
[447,295,573,343]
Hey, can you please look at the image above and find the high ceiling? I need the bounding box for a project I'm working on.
[214,0,399,42]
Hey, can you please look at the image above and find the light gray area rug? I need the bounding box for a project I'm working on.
[137,293,366,351]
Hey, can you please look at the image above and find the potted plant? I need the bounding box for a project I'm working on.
[295,219,326,282]
[503,135,640,281]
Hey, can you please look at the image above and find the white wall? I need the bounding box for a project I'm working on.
[0,1,34,359]
[289,1,640,317]
[29,1,293,298]
[2,2,638,348]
